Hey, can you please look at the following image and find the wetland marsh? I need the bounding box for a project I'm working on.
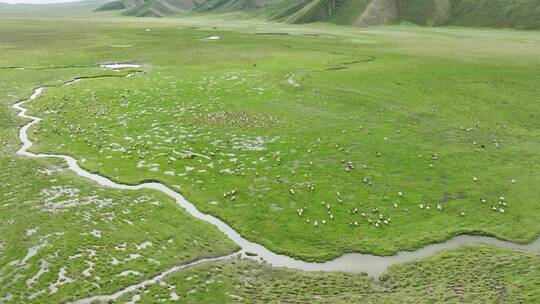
[1,14,540,303]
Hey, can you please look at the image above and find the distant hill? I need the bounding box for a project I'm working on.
[94,0,540,29]
[266,0,540,29]
[95,0,271,17]
[0,0,108,17]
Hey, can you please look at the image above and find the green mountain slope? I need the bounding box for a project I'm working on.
[122,0,196,17]
[447,0,540,29]
[96,0,270,16]
[94,0,540,29]
[269,0,540,29]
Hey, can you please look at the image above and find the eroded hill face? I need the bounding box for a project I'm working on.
[97,0,540,29]
[271,0,540,29]
[97,0,271,17]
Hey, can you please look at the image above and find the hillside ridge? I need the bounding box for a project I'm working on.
[95,0,540,29]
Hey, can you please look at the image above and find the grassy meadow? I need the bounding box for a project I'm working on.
[112,244,540,303]
[0,48,238,303]
[8,17,540,261]
[0,14,539,303]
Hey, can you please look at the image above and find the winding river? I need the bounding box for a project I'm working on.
[12,64,540,286]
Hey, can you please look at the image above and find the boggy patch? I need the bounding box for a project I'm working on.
[194,110,279,128]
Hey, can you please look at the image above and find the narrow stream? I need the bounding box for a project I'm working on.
[72,253,238,304]
[12,66,540,281]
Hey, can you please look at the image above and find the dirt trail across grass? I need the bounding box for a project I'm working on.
[11,64,540,302]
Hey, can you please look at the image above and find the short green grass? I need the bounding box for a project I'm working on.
[0,156,237,303]
[2,17,538,262]
[1,14,540,304]
[113,244,540,303]
[0,63,238,303]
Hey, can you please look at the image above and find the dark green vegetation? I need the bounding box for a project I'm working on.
[114,244,540,303]
[95,0,540,29]
[268,0,540,28]
[5,18,537,261]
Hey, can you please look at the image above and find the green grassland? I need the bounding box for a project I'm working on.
[112,244,540,303]
[0,58,238,303]
[1,15,540,303]
[1,17,537,262]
